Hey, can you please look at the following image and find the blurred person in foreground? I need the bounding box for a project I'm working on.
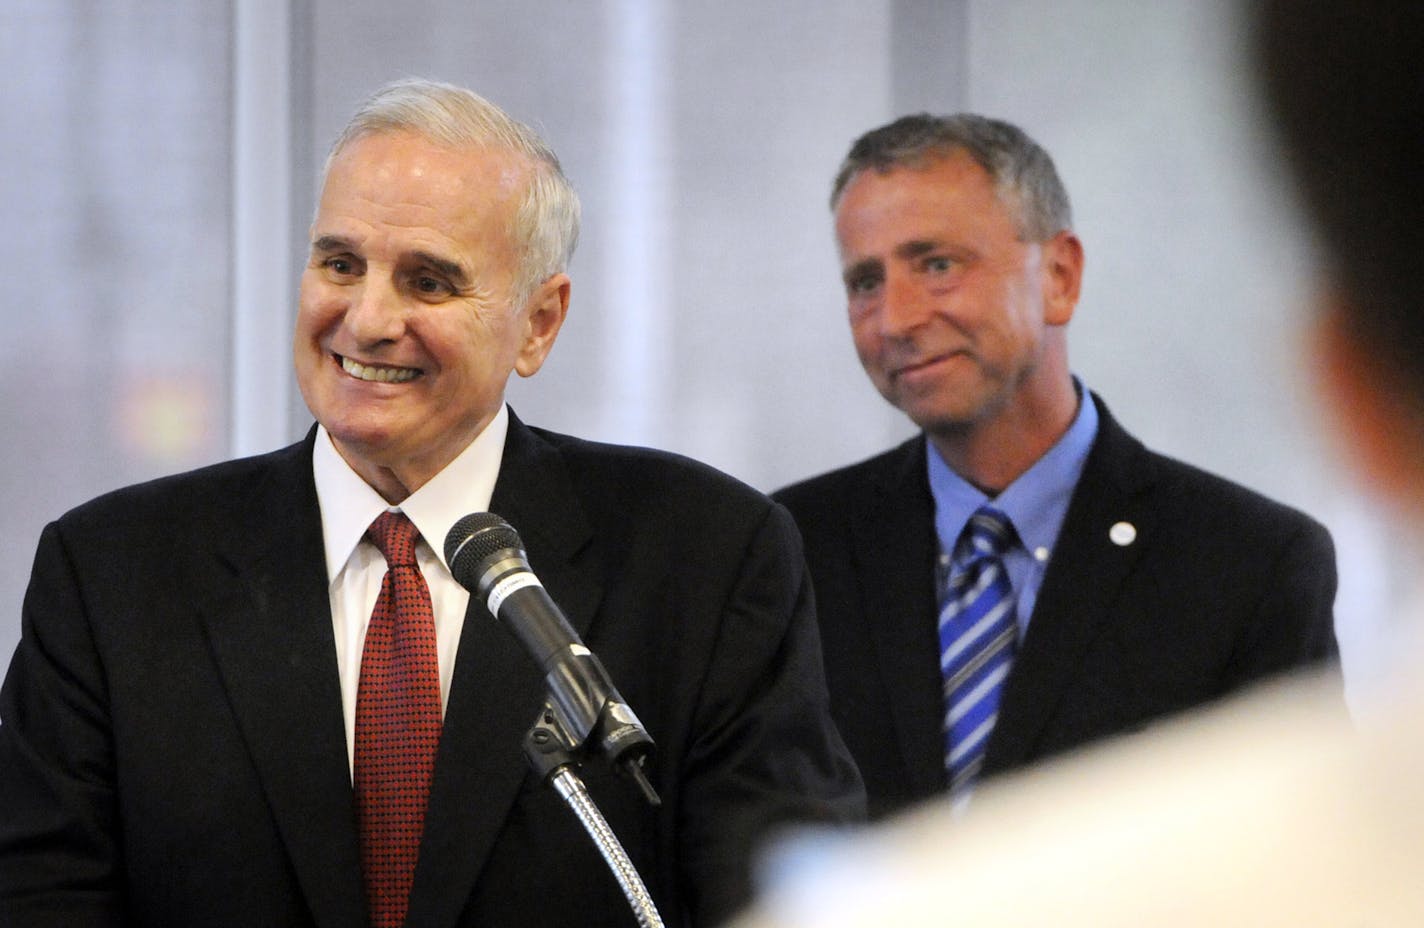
[773,110,1338,820]
[0,78,863,927]
[735,3,1424,925]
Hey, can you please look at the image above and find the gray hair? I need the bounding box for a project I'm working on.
[325,78,581,307]
[831,113,1072,242]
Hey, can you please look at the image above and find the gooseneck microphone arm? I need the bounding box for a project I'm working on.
[444,512,659,803]
[444,513,665,928]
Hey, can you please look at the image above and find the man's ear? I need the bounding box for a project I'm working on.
[1313,297,1424,507]
[514,273,571,378]
[1041,230,1084,326]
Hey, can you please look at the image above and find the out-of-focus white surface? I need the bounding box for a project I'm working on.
[740,650,1424,927]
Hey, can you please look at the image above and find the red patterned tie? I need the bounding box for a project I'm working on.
[354,511,442,928]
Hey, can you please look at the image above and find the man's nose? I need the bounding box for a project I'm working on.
[878,271,930,336]
[345,280,406,344]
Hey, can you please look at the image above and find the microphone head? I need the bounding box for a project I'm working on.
[444,512,525,590]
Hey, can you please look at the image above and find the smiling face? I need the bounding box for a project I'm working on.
[294,131,568,501]
[835,150,1081,459]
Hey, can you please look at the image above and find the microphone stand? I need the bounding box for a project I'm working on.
[524,701,665,928]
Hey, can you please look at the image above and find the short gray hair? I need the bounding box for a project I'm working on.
[325,78,581,307]
[831,113,1072,242]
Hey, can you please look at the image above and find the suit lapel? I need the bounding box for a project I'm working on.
[985,401,1157,774]
[191,435,366,928]
[854,437,948,797]
[407,411,603,928]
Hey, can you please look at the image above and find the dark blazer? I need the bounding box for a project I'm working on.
[774,398,1338,820]
[0,411,864,927]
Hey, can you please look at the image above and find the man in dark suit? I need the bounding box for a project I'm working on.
[774,113,1337,819]
[733,12,1424,926]
[0,78,863,927]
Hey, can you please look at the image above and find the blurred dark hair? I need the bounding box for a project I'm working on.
[1255,2,1424,390]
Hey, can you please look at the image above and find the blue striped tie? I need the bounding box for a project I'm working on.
[939,505,1017,801]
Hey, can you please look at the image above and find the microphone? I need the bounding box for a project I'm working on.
[444,512,659,804]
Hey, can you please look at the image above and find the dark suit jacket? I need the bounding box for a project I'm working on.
[0,411,864,927]
[774,398,1338,820]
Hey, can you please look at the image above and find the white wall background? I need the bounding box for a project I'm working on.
[0,0,1402,703]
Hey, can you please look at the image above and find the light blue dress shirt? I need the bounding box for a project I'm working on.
[927,379,1100,638]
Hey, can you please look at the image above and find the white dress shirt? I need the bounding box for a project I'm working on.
[311,405,509,775]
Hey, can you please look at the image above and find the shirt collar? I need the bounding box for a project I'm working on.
[928,379,1099,556]
[312,404,510,580]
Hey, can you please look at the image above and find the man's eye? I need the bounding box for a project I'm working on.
[923,256,953,273]
[847,274,881,295]
[412,275,454,298]
[324,256,358,276]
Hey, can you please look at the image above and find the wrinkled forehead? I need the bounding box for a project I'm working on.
[312,132,530,282]
[837,150,1029,236]
[836,153,1027,239]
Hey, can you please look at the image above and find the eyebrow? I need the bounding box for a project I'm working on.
[842,237,946,284]
[309,236,471,287]
[411,250,471,287]
[310,234,355,255]
[842,257,882,286]
[893,239,940,260]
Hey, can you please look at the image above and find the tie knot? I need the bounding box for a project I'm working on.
[367,511,421,568]
[955,505,1015,564]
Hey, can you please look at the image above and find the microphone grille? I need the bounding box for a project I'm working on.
[444,512,524,581]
